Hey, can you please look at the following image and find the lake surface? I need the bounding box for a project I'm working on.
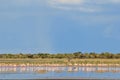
[0,66,120,79]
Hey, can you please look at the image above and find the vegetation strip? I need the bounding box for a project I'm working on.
[0,52,120,59]
[0,52,120,67]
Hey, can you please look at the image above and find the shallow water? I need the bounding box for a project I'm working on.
[0,66,120,79]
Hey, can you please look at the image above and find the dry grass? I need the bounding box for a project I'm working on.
[0,59,120,65]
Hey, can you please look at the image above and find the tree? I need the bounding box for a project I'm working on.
[73,52,82,59]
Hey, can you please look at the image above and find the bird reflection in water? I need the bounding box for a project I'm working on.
[0,66,120,74]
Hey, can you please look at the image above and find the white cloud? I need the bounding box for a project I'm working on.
[48,0,97,12]
[110,0,120,3]
[1,0,120,13]
[49,0,84,5]
[49,0,120,4]
[47,0,120,12]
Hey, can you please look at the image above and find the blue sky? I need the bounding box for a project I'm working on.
[0,0,120,53]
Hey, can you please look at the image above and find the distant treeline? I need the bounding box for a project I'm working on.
[0,52,120,59]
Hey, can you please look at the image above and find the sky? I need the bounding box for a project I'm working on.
[0,0,120,53]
